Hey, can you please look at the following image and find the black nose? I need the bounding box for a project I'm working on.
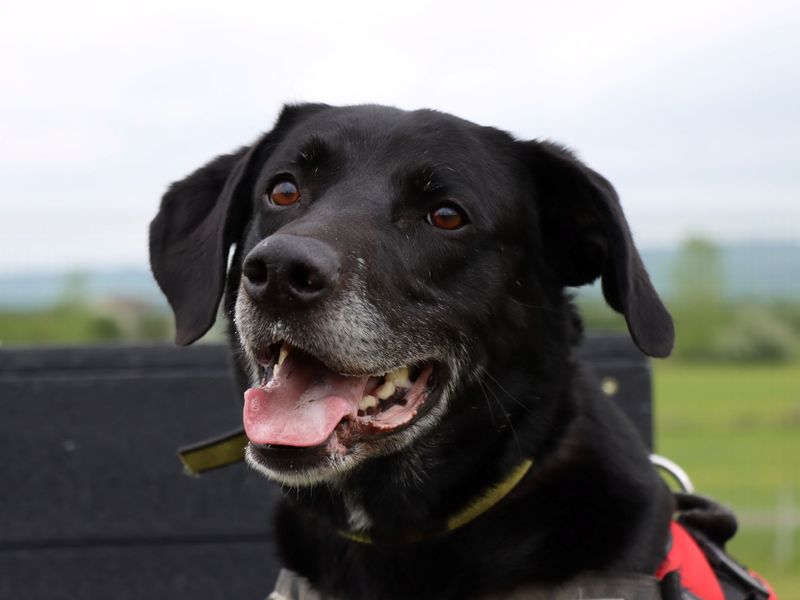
[242,235,340,307]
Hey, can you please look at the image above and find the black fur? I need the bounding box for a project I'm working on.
[150,103,676,599]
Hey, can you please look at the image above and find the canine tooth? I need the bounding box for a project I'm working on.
[375,381,395,400]
[359,395,378,411]
[272,363,281,378]
[278,343,291,366]
[386,367,410,387]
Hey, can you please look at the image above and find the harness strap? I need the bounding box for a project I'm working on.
[475,574,666,599]
[673,524,776,600]
[657,500,777,600]
[657,522,725,600]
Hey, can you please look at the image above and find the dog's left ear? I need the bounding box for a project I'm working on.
[526,141,674,358]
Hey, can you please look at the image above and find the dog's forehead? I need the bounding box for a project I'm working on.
[302,104,479,143]
[273,105,510,173]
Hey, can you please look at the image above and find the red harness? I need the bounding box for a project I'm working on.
[656,522,777,600]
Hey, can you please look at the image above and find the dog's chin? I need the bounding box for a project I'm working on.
[241,340,451,486]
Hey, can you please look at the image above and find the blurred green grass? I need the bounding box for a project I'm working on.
[655,362,800,598]
[0,306,172,345]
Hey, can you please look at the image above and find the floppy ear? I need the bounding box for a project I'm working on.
[149,146,254,346]
[527,141,674,358]
[150,103,332,346]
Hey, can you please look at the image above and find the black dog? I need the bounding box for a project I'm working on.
[150,104,680,599]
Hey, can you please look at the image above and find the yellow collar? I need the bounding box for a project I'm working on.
[176,432,534,545]
[178,430,249,475]
[339,458,534,544]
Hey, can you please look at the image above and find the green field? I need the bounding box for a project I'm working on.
[654,362,800,598]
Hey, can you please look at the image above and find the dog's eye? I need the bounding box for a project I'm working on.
[427,204,466,230]
[269,181,301,206]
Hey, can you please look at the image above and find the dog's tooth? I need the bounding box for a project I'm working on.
[386,367,410,387]
[278,343,291,366]
[272,363,281,378]
[375,381,395,400]
[359,395,378,411]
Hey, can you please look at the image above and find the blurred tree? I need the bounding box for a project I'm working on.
[670,236,729,360]
[59,271,90,308]
[672,237,724,304]
[88,317,123,341]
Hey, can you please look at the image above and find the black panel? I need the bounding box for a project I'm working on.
[576,335,654,449]
[0,344,275,544]
[0,543,278,600]
[0,336,652,599]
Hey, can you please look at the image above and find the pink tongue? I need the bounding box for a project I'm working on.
[243,351,368,447]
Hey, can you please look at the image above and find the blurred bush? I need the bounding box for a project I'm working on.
[713,308,797,363]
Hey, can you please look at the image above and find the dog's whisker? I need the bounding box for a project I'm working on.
[510,298,561,314]
[475,376,498,428]
[478,366,538,418]
[478,368,523,458]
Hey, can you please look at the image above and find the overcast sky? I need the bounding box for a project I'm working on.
[1,0,798,274]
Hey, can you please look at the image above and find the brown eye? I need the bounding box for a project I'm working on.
[427,204,466,230]
[270,181,300,206]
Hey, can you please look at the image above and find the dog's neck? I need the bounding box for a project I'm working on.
[270,341,673,597]
[280,349,580,541]
[337,457,535,544]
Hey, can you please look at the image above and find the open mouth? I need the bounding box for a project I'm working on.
[243,342,435,451]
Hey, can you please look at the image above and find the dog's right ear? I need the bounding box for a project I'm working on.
[149,103,330,346]
[149,146,253,346]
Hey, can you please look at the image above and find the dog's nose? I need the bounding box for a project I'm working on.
[242,235,340,307]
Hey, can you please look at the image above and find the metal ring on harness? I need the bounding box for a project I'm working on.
[650,454,695,493]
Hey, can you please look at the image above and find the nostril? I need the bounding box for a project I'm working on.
[242,235,339,305]
[287,263,326,295]
[243,258,269,285]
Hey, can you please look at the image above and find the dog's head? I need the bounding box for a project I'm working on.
[150,103,673,485]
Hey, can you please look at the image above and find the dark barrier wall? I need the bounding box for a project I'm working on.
[0,336,651,600]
